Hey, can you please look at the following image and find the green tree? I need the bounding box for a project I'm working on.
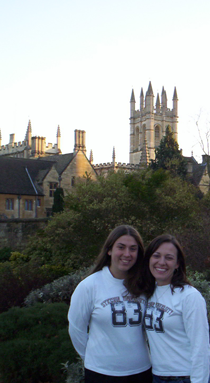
[52,187,64,214]
[24,169,203,271]
[150,127,188,178]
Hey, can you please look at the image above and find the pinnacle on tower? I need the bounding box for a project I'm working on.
[89,149,93,164]
[25,120,32,146]
[147,81,154,96]
[130,89,136,102]
[161,87,167,109]
[28,120,32,132]
[173,87,178,100]
[140,88,144,110]
[112,146,116,163]
[156,93,160,110]
[57,125,61,137]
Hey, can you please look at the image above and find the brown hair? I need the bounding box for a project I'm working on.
[143,234,190,298]
[91,225,144,296]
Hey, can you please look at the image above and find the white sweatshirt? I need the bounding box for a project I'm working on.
[68,266,151,376]
[145,284,210,383]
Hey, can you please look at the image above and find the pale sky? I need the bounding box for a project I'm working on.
[0,0,210,164]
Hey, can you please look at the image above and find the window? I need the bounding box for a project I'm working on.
[37,198,41,207]
[6,198,14,210]
[49,182,58,197]
[25,199,33,211]
[155,126,160,147]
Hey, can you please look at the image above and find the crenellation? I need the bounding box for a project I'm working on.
[0,121,61,158]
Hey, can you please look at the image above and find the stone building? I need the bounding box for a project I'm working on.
[130,81,178,164]
[0,120,61,158]
[0,130,97,218]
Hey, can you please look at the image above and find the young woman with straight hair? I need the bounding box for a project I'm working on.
[68,225,152,383]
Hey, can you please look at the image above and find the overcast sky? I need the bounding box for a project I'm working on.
[0,0,210,164]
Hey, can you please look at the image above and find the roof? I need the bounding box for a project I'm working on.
[0,157,54,195]
[184,156,207,185]
[38,153,75,174]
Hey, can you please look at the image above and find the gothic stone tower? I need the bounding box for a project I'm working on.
[129,81,178,164]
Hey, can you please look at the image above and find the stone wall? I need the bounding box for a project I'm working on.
[0,218,49,250]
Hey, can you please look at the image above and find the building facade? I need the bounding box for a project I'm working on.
[130,82,178,164]
[0,130,97,219]
[0,120,61,158]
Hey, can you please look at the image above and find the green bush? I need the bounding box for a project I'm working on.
[0,247,11,262]
[24,267,90,306]
[65,359,84,383]
[0,259,71,313]
[187,269,210,320]
[0,303,77,383]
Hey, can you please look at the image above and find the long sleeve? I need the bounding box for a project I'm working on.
[68,278,94,360]
[183,290,210,383]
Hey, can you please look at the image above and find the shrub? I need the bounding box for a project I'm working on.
[64,359,84,383]
[0,247,11,262]
[0,258,71,313]
[187,269,210,320]
[24,267,90,307]
[0,303,77,383]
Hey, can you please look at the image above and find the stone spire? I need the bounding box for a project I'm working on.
[89,149,93,164]
[161,87,167,110]
[140,88,144,110]
[145,81,154,113]
[147,81,154,96]
[25,120,32,146]
[156,93,160,113]
[130,89,136,117]
[56,125,61,152]
[57,125,61,137]
[112,146,116,164]
[130,89,135,102]
[173,86,178,116]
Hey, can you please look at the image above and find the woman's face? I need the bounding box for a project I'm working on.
[108,235,138,279]
[149,242,179,286]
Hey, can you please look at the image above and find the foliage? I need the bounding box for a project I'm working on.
[25,171,137,270]
[9,251,29,265]
[24,267,90,306]
[0,247,11,262]
[52,187,64,214]
[0,303,77,383]
[65,359,84,383]
[150,127,188,178]
[23,169,209,272]
[187,269,210,320]
[0,259,67,313]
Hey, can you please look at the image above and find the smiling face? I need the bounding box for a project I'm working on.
[149,242,179,286]
[108,235,138,279]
